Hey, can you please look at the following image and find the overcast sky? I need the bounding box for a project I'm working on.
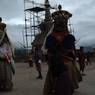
[0,0,95,48]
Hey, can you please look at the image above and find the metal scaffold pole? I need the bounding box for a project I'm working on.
[24,0,44,49]
[23,0,56,50]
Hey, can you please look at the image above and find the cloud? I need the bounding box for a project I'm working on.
[0,0,95,47]
[6,24,24,47]
[0,0,24,21]
[6,18,24,25]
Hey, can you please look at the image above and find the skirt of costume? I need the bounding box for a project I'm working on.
[0,60,13,91]
[43,67,73,95]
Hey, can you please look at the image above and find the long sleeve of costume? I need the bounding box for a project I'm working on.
[63,34,76,60]
[45,35,55,50]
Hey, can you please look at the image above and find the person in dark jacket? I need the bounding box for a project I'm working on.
[43,5,78,95]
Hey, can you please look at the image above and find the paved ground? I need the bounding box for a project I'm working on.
[0,60,95,95]
[74,63,95,95]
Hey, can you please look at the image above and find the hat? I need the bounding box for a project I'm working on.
[58,4,62,10]
[0,17,2,22]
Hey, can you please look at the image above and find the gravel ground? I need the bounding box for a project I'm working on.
[0,60,95,95]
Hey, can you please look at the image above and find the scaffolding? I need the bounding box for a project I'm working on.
[23,0,45,50]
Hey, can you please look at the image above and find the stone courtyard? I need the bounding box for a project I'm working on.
[0,60,95,95]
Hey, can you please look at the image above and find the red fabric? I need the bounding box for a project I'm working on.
[52,32,65,43]
[5,54,11,64]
